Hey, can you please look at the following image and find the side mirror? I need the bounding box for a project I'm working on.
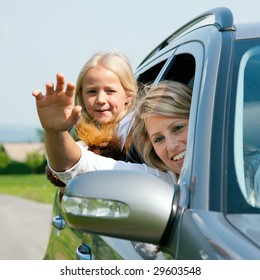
[61,170,178,244]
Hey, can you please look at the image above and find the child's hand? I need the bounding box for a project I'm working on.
[32,73,82,132]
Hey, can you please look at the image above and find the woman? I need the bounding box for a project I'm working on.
[33,79,192,185]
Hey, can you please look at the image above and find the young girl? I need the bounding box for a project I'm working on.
[42,52,138,187]
[74,51,137,157]
[33,79,192,185]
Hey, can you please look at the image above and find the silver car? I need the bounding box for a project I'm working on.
[44,7,260,260]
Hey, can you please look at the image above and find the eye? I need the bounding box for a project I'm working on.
[85,89,96,95]
[106,89,116,94]
[154,135,164,143]
[172,124,185,133]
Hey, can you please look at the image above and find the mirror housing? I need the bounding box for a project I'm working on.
[61,170,177,244]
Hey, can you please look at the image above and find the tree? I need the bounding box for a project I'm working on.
[25,150,46,173]
[0,149,11,169]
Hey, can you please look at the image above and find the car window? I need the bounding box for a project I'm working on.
[160,53,196,87]
[137,59,167,84]
[159,45,203,189]
[234,42,260,209]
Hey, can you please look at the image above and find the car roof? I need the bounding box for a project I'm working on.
[235,22,260,40]
[138,7,235,66]
[138,7,260,68]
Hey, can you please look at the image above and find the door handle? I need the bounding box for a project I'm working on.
[52,215,66,230]
[76,244,92,260]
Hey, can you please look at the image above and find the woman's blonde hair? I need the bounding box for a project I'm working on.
[132,80,192,171]
[75,51,138,125]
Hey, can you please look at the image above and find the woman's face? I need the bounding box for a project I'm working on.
[81,66,131,124]
[145,115,188,175]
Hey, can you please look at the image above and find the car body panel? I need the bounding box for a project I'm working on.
[171,210,260,259]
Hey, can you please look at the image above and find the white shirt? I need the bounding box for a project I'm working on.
[48,111,176,186]
[50,143,175,185]
[117,111,135,149]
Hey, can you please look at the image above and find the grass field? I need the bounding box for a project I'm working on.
[0,174,57,204]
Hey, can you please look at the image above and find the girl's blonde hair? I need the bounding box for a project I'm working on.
[75,51,138,125]
[132,80,192,171]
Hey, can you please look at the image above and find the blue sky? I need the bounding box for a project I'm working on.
[1,0,260,128]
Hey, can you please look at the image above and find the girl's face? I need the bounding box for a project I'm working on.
[145,115,188,175]
[81,66,131,124]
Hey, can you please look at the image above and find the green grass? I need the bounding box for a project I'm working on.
[0,174,57,204]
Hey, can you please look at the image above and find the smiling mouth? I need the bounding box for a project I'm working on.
[95,109,110,113]
[172,151,186,162]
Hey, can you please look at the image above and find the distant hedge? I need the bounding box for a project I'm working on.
[0,160,47,174]
[0,148,47,174]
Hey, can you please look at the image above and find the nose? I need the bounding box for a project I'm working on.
[96,91,107,104]
[166,137,179,152]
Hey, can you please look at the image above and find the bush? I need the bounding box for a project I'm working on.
[0,161,32,174]
[0,149,11,168]
[0,145,47,174]
[25,150,46,173]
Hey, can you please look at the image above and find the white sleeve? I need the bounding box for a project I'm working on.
[49,142,174,185]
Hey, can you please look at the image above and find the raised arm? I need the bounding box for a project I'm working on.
[32,73,82,171]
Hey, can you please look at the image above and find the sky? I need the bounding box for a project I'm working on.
[1,0,260,129]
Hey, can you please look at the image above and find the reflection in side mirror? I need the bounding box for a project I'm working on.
[61,170,177,244]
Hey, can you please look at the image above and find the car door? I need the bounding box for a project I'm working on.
[152,41,206,259]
